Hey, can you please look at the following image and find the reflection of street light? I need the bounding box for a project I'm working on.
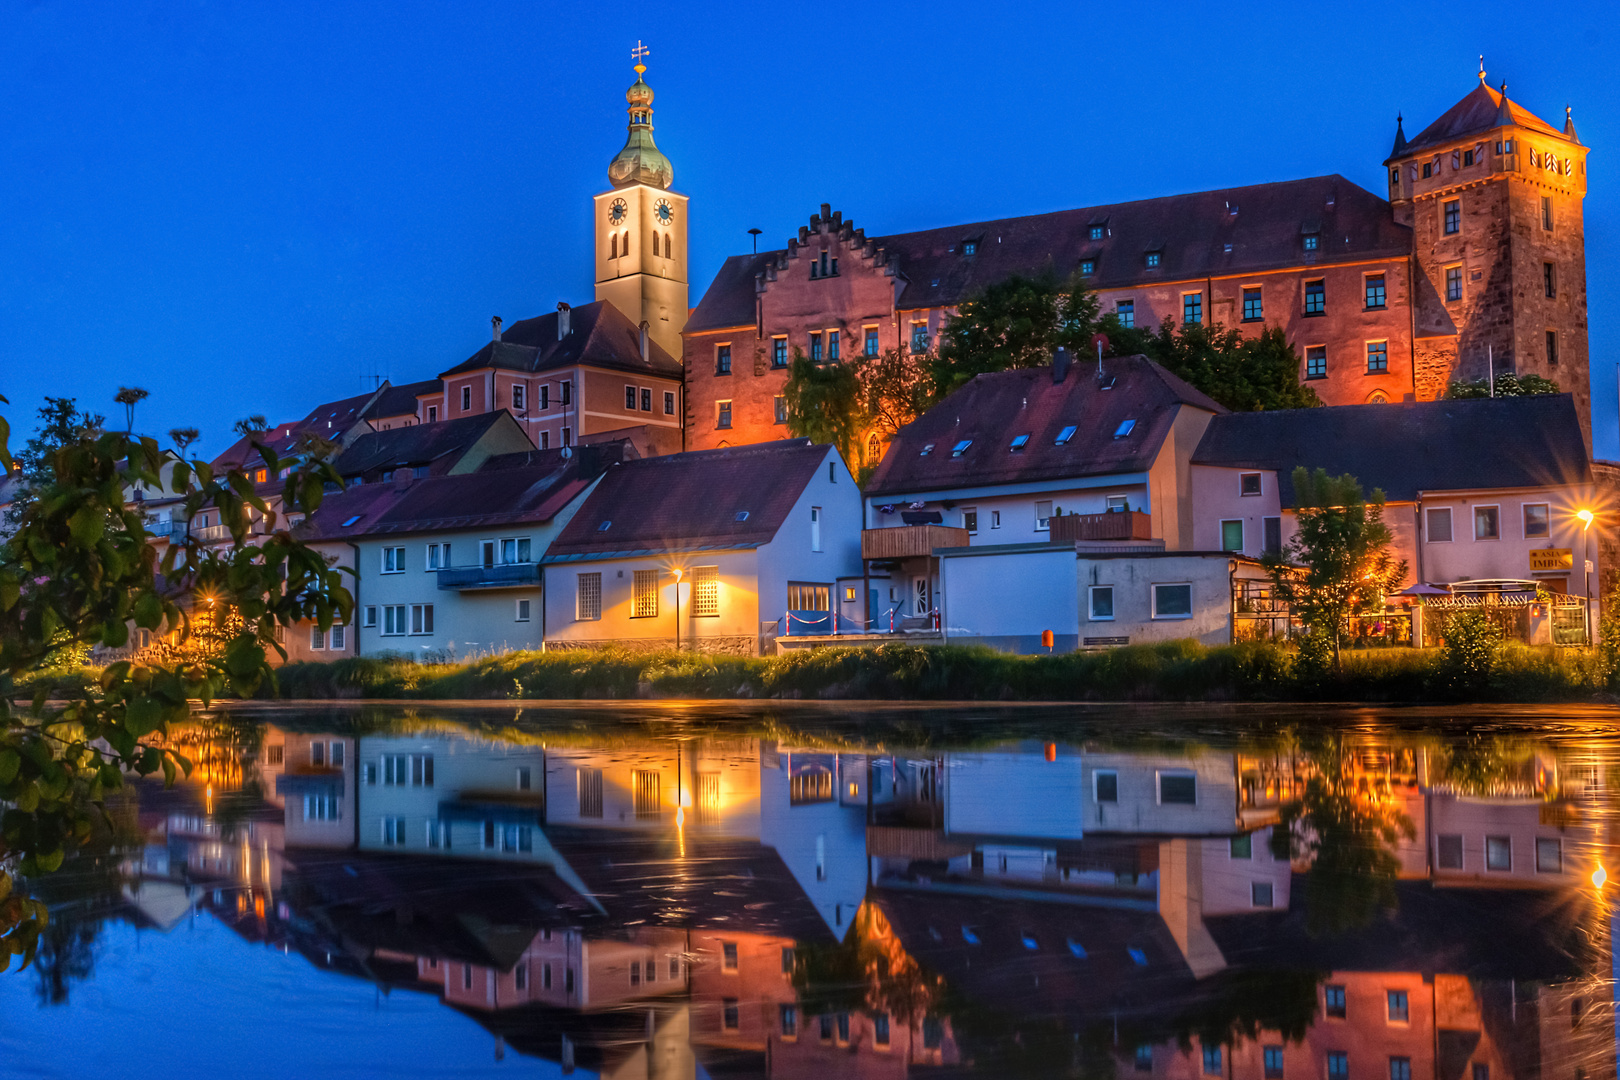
[1577,509,1595,644]
[1594,863,1607,890]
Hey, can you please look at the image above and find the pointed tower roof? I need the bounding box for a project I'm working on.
[1391,73,1566,160]
[1564,104,1581,145]
[607,47,673,190]
[1390,113,1408,158]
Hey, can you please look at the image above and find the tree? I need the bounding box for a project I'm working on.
[1443,373,1560,399]
[112,387,148,434]
[1263,469,1406,671]
[0,394,351,971]
[782,347,931,482]
[167,427,200,456]
[6,399,105,525]
[930,271,1100,397]
[232,415,268,437]
[1104,317,1322,412]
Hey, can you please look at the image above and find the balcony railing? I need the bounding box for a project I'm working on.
[861,524,971,561]
[1050,510,1153,543]
[144,520,189,540]
[436,563,541,591]
[189,522,270,544]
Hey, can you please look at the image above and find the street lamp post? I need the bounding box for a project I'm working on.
[1578,509,1595,644]
[672,567,683,652]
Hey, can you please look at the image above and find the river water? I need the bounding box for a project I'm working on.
[2,702,1617,1079]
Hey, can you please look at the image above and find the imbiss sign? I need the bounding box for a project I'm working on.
[1529,548,1574,573]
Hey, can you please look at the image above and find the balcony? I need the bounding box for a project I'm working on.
[1050,510,1153,544]
[144,519,188,540]
[190,521,270,544]
[436,563,541,591]
[862,524,970,561]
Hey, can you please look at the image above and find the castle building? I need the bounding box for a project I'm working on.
[681,70,1591,456]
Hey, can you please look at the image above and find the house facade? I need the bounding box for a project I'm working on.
[683,74,1592,454]
[542,440,863,655]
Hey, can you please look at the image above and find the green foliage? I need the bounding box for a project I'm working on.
[931,270,1100,397]
[1106,317,1323,411]
[0,396,351,970]
[1442,373,1560,399]
[1264,469,1405,670]
[1597,582,1620,689]
[112,387,148,434]
[1436,611,1504,690]
[781,346,932,481]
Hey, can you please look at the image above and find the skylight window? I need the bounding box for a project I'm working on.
[1009,434,1030,453]
[1021,933,1039,951]
[597,520,612,531]
[1128,947,1148,966]
[951,440,972,457]
[340,515,361,528]
[1113,419,1136,439]
[919,443,935,456]
[735,511,750,522]
[1055,425,1077,445]
[961,926,980,945]
[1067,938,1087,958]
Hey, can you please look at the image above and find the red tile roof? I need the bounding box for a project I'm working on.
[545,439,831,559]
[440,300,681,380]
[1396,81,1567,159]
[865,354,1224,499]
[687,176,1409,333]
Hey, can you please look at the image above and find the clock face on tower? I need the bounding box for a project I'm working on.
[654,198,674,225]
[608,198,627,225]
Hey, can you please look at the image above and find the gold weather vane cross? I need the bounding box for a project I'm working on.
[632,40,650,73]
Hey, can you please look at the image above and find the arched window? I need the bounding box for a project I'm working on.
[1367,391,1388,405]
[664,232,672,258]
[622,230,630,257]
[610,234,618,259]
[867,434,881,463]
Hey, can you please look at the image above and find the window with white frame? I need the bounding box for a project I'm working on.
[576,573,602,621]
[512,384,526,412]
[1220,520,1244,552]
[625,385,638,411]
[303,794,340,821]
[963,508,978,534]
[991,510,1001,529]
[310,626,326,650]
[426,542,451,570]
[1536,837,1562,873]
[1474,505,1500,541]
[382,817,407,845]
[410,604,434,634]
[691,566,719,617]
[330,625,346,650]
[1240,472,1262,496]
[1158,771,1197,804]
[810,507,822,552]
[460,386,471,411]
[632,569,659,618]
[515,599,531,622]
[363,605,378,628]
[1035,501,1053,531]
[501,537,532,563]
[381,605,407,636]
[382,546,406,573]
[1089,586,1114,620]
[1426,507,1454,543]
[1095,770,1119,802]
[1152,583,1193,619]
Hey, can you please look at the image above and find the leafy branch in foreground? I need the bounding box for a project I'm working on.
[0,393,352,970]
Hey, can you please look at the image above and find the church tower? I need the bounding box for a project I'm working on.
[594,49,688,362]
[1386,67,1590,445]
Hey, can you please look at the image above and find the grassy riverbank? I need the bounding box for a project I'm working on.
[253,639,1618,704]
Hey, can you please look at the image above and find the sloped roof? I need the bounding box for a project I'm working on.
[544,439,830,559]
[364,379,442,420]
[687,176,1409,331]
[865,355,1224,499]
[1396,81,1568,159]
[1191,394,1591,506]
[440,300,681,380]
[329,411,515,478]
[211,388,383,469]
[291,481,412,542]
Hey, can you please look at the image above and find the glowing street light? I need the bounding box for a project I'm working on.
[1577,509,1595,644]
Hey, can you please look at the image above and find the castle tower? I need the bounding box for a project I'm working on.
[593,49,688,362]
[1387,68,1590,445]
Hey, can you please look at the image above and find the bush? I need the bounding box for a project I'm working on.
[1437,611,1504,693]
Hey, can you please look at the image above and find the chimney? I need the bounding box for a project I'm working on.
[1052,347,1072,384]
[638,320,650,363]
[491,316,503,342]
[557,302,571,340]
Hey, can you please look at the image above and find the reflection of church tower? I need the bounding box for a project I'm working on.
[594,49,688,362]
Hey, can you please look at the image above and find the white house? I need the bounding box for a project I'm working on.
[541,439,863,654]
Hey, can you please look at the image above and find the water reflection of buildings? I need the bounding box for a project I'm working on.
[104,720,1617,1078]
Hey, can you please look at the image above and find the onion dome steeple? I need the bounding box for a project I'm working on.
[607,42,673,190]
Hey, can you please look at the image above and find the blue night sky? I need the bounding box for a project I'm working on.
[2,1,1618,459]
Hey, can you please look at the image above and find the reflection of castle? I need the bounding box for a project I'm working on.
[105,719,1618,1078]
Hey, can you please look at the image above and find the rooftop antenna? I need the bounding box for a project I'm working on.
[748,228,762,254]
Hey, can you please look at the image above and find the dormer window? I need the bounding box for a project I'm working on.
[1145,251,1161,269]
[734,511,750,522]
[1055,425,1077,445]
[1009,434,1030,453]
[1303,234,1320,251]
[1113,419,1136,439]
[962,240,978,256]
[1079,259,1096,276]
[951,439,972,457]
[597,520,612,531]
[919,443,935,456]
[1089,225,1104,241]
